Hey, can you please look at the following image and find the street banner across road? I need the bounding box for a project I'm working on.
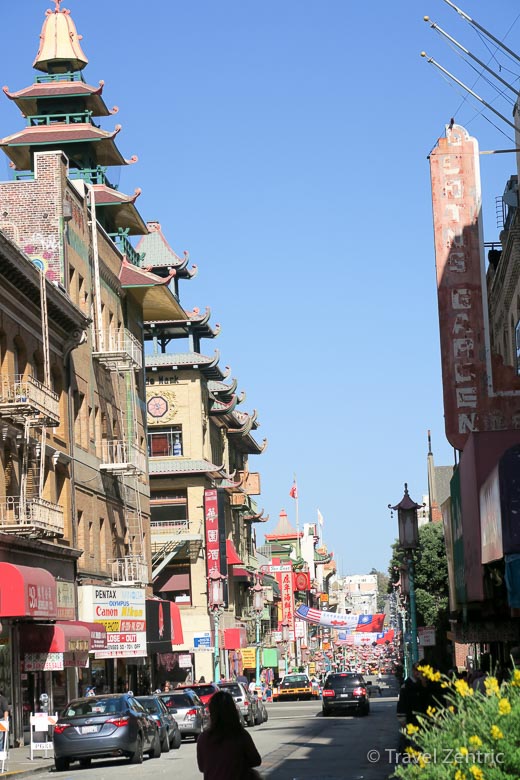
[296,605,385,632]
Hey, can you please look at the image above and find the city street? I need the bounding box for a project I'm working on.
[29,695,400,780]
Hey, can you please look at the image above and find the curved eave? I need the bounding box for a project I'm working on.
[210,394,239,415]
[135,228,196,277]
[93,186,147,235]
[145,350,225,381]
[123,284,186,322]
[3,82,111,117]
[243,510,269,523]
[142,320,218,340]
[148,458,225,478]
[0,124,130,169]
[208,377,238,397]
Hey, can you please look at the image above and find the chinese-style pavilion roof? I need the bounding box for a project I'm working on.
[33,5,88,73]
[224,409,266,454]
[135,222,196,279]
[149,458,226,478]
[143,308,219,340]
[145,350,227,381]
[243,509,269,523]
[119,259,186,321]
[92,184,147,235]
[265,510,299,541]
[209,395,239,415]
[208,377,238,398]
[314,549,333,564]
[2,79,113,117]
[0,123,134,170]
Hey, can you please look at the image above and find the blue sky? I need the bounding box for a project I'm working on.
[1,1,520,575]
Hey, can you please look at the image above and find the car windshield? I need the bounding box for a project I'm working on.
[326,674,364,686]
[190,685,215,696]
[162,693,193,708]
[63,698,124,717]
[219,683,241,696]
[283,675,308,683]
[136,697,158,713]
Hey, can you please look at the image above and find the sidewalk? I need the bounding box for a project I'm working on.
[0,746,54,777]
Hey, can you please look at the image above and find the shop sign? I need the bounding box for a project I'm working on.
[294,620,305,638]
[418,627,436,647]
[480,465,503,563]
[194,632,212,648]
[78,586,146,659]
[56,582,76,620]
[241,648,256,668]
[178,654,192,668]
[279,570,295,631]
[24,652,64,671]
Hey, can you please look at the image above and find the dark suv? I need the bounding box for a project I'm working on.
[322,672,370,717]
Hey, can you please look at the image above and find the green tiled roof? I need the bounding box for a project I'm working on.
[149,458,223,476]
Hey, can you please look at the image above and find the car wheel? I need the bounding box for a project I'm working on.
[80,758,92,768]
[130,733,144,764]
[149,732,162,758]
[161,732,170,753]
[55,757,70,772]
[322,709,330,717]
[171,731,182,750]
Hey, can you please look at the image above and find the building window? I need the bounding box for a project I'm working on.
[150,490,188,530]
[147,427,183,457]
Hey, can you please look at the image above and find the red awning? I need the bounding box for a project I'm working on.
[19,622,90,653]
[230,567,253,581]
[158,573,190,591]
[170,603,184,646]
[226,540,243,566]
[0,563,57,618]
[72,621,107,650]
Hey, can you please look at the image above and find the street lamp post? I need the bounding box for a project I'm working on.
[208,567,227,682]
[389,483,422,667]
[250,574,264,685]
[279,621,290,676]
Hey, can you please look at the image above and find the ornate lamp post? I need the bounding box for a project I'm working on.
[277,621,290,676]
[250,574,265,685]
[208,567,227,682]
[389,483,422,667]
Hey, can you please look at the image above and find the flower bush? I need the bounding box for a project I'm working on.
[392,666,520,779]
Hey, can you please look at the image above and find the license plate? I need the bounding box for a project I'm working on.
[339,694,350,699]
[79,725,98,734]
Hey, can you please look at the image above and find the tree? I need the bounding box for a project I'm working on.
[387,522,449,634]
[370,567,390,612]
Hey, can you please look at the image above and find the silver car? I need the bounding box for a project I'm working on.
[158,690,207,741]
[218,682,258,727]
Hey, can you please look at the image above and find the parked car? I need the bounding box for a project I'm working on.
[158,690,207,741]
[136,695,181,752]
[321,672,370,717]
[273,673,315,701]
[53,693,161,771]
[175,682,220,706]
[255,697,268,725]
[218,681,258,726]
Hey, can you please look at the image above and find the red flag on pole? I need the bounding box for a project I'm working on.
[289,480,298,499]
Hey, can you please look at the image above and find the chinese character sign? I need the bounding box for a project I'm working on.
[280,570,295,631]
[204,489,220,579]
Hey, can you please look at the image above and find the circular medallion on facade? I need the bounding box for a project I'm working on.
[294,572,309,592]
[147,395,168,418]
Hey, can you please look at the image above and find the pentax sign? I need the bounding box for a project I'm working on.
[78,585,146,658]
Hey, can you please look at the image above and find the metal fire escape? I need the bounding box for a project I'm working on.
[0,270,64,538]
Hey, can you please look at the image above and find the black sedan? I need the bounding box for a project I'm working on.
[136,695,181,752]
[321,672,370,716]
[53,693,162,771]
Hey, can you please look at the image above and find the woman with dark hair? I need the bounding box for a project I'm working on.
[196,690,262,779]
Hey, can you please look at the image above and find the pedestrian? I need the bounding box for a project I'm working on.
[163,681,172,692]
[197,690,262,780]
[0,690,9,751]
[396,661,432,752]
[199,676,206,684]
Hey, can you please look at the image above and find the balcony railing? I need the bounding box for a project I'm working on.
[109,556,148,585]
[28,111,92,126]
[69,166,114,187]
[97,440,147,475]
[0,497,64,537]
[92,328,143,370]
[35,71,85,84]
[150,518,192,537]
[0,375,60,426]
[108,232,145,268]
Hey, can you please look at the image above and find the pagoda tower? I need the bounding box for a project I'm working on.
[1,0,147,263]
